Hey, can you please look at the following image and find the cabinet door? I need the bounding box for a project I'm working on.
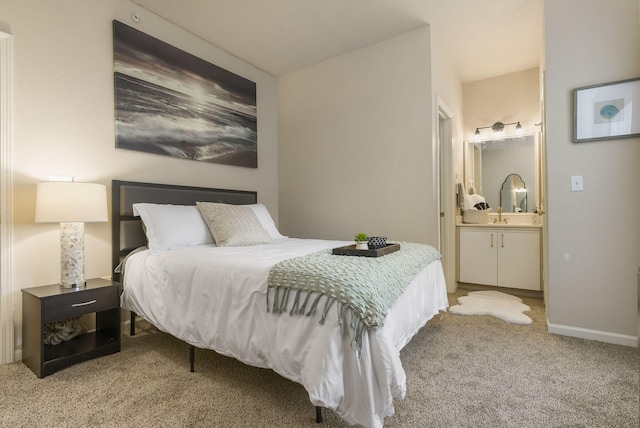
[497,229,540,290]
[459,228,498,286]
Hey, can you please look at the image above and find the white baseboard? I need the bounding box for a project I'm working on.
[548,321,638,347]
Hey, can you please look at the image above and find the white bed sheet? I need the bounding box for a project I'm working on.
[121,238,448,427]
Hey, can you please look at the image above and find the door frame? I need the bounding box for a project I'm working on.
[436,97,456,293]
[0,31,14,363]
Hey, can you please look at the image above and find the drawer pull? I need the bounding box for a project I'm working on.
[71,299,97,307]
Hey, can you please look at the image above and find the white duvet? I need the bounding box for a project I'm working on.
[121,238,448,427]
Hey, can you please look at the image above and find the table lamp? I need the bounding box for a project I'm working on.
[35,181,108,288]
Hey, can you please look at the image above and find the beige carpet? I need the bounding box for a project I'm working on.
[1,290,638,427]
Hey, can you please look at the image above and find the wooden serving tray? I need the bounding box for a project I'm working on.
[332,243,400,257]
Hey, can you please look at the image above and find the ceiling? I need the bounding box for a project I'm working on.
[131,0,544,83]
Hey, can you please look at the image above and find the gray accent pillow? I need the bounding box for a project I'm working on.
[196,202,273,247]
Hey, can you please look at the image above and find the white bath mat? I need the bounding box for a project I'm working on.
[449,291,533,325]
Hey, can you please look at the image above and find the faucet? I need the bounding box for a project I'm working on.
[494,206,507,224]
[494,207,502,223]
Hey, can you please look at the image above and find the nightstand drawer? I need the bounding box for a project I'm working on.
[43,286,117,323]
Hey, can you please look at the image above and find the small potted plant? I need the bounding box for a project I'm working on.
[354,232,369,250]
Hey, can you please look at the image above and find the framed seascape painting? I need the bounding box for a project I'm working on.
[573,78,640,143]
[113,21,258,168]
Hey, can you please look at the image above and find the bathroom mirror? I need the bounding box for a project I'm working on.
[500,173,527,212]
[464,134,538,212]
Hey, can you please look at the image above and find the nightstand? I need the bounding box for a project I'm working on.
[22,278,121,378]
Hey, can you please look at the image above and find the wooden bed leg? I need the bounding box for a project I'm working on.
[315,406,323,423]
[130,311,136,336]
[189,345,195,372]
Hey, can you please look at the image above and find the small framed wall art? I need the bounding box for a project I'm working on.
[573,77,640,143]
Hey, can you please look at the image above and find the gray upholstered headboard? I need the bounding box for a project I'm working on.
[111,180,257,281]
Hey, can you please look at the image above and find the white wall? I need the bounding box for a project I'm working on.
[278,27,436,244]
[464,68,541,142]
[545,0,640,345]
[1,0,279,356]
[431,30,464,182]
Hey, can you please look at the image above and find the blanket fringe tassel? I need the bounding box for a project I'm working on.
[267,287,365,356]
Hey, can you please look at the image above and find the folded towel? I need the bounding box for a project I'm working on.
[463,194,486,211]
[456,182,465,208]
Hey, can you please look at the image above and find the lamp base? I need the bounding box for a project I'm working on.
[59,282,87,289]
[60,222,85,287]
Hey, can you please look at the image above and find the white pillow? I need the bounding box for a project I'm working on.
[196,202,273,247]
[132,203,214,254]
[248,204,286,239]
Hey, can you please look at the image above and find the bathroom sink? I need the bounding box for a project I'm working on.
[487,213,539,226]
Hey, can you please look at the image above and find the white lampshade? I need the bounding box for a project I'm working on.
[35,182,108,223]
[35,181,108,288]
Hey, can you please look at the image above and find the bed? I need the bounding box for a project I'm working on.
[112,180,448,428]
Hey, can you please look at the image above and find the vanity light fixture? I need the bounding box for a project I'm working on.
[514,121,523,137]
[474,121,523,142]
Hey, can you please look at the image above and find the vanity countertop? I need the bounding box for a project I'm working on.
[457,222,542,229]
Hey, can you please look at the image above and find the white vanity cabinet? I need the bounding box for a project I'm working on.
[458,226,541,291]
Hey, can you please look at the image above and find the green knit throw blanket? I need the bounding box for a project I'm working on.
[267,242,441,352]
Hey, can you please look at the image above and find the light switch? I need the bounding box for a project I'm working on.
[571,175,583,192]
